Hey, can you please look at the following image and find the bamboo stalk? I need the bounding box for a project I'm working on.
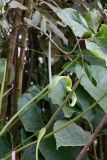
[0,0,23,122]
[14,0,32,113]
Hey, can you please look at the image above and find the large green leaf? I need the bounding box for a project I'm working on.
[48,76,72,105]
[57,8,90,37]
[85,25,107,64]
[85,9,101,33]
[54,120,91,149]
[75,63,107,112]
[40,136,89,160]
[18,86,44,133]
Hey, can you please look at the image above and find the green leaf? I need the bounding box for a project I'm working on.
[85,9,101,33]
[85,25,107,65]
[57,8,90,37]
[75,63,107,112]
[40,136,89,160]
[62,105,74,118]
[21,145,36,160]
[70,92,77,107]
[36,127,46,160]
[49,76,72,105]
[18,86,44,133]
[76,86,95,121]
[89,65,107,90]
[54,120,91,149]
[0,136,11,159]
[81,49,106,66]
[92,107,105,128]
[21,129,36,160]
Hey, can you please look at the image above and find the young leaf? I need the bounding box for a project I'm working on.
[70,92,77,107]
[48,76,72,105]
[54,120,91,149]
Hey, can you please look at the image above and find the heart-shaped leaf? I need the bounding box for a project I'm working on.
[54,120,90,149]
[85,25,107,65]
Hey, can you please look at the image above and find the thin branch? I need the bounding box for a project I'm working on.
[3,84,14,97]
[48,32,52,85]
[76,113,107,160]
[24,22,78,55]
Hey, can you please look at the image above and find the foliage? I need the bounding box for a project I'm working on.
[0,0,107,160]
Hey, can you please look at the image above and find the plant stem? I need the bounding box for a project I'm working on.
[76,113,107,160]
[4,91,107,160]
[0,86,48,137]
[0,59,7,112]
[0,0,23,122]
[48,32,52,85]
[14,0,32,113]
[0,55,79,137]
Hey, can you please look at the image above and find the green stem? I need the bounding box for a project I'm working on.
[0,56,79,137]
[1,92,48,160]
[48,32,52,85]
[4,91,107,160]
[0,86,48,137]
[11,91,48,131]
[0,59,7,112]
